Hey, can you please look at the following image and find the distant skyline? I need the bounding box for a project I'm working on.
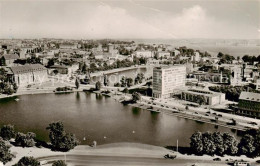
[0,0,259,39]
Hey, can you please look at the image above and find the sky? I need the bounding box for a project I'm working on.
[0,0,259,39]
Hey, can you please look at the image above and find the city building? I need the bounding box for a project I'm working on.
[8,64,48,87]
[191,51,200,62]
[135,50,154,58]
[153,65,186,98]
[108,43,114,53]
[230,66,242,86]
[59,43,77,49]
[236,91,260,118]
[156,51,171,59]
[49,65,69,74]
[0,54,19,66]
[192,71,224,83]
[181,89,225,105]
[254,79,260,90]
[171,49,180,56]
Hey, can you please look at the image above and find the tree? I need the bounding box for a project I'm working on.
[255,128,260,156]
[3,87,14,95]
[52,160,67,166]
[46,122,79,151]
[13,156,40,166]
[238,134,256,156]
[126,78,133,87]
[47,58,55,67]
[15,132,36,147]
[190,131,203,155]
[75,77,80,89]
[120,76,126,87]
[0,124,16,141]
[95,81,101,90]
[132,92,141,102]
[0,137,14,164]
[223,132,238,155]
[89,63,97,73]
[81,63,87,74]
[0,56,6,66]
[58,133,79,151]
[190,131,238,156]
[202,132,216,155]
[122,88,129,94]
[103,75,108,86]
[217,52,224,58]
[213,132,224,156]
[46,122,66,150]
[13,83,18,93]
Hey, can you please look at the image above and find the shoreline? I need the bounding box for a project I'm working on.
[133,96,260,131]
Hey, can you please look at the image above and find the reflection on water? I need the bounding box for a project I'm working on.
[0,92,239,147]
[132,107,141,117]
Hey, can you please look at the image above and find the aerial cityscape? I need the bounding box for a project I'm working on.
[0,0,260,166]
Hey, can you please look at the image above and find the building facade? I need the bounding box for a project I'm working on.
[8,64,48,87]
[181,89,225,105]
[135,51,154,58]
[153,65,186,98]
[236,91,260,118]
[0,54,19,66]
[230,66,242,86]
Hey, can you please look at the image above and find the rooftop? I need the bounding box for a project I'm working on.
[49,65,68,69]
[183,88,224,97]
[9,64,47,74]
[239,91,260,102]
[153,65,186,70]
[0,54,19,60]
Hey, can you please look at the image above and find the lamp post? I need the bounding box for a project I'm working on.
[176,139,178,153]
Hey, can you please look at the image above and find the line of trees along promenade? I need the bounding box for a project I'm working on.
[190,128,260,157]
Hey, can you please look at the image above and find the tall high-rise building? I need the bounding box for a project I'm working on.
[153,65,186,98]
[230,66,242,86]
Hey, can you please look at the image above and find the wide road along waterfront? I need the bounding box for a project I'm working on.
[0,92,240,147]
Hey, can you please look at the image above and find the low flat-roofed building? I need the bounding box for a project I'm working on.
[181,88,225,105]
[237,91,260,118]
[8,64,48,87]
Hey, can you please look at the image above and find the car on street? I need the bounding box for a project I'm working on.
[213,158,221,161]
[164,154,177,159]
[217,114,223,117]
[248,122,257,125]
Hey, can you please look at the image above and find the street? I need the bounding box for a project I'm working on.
[38,154,226,166]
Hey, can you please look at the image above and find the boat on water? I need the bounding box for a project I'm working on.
[149,109,161,113]
[195,120,205,124]
[14,98,20,101]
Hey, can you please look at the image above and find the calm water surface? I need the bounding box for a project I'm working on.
[0,92,238,147]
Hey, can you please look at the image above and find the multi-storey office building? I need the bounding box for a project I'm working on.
[153,65,186,98]
[237,91,260,118]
